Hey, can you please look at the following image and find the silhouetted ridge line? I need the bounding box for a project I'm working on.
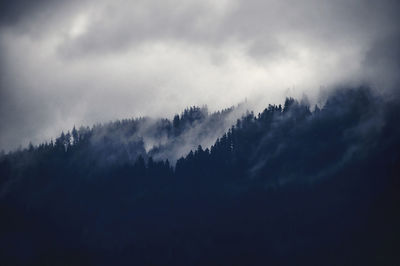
[0,86,399,265]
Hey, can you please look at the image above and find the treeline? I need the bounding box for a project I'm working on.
[0,105,239,184]
[0,87,399,265]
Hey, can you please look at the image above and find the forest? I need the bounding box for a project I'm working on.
[0,86,399,265]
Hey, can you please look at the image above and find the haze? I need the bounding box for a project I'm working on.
[1,0,399,151]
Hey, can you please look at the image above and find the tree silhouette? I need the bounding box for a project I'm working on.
[0,87,399,266]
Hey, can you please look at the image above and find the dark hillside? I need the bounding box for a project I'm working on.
[0,87,399,265]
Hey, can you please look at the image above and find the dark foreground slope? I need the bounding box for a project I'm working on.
[0,87,399,265]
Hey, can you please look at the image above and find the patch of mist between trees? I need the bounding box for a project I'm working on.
[85,101,252,165]
[151,102,253,163]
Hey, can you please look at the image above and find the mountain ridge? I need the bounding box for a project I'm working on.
[0,86,399,265]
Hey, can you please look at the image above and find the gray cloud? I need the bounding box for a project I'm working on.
[57,0,400,58]
[0,0,399,151]
[363,32,400,90]
[0,0,61,25]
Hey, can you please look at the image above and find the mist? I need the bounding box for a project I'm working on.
[1,0,400,151]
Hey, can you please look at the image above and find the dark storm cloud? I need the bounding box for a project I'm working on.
[0,0,400,151]
[0,0,82,35]
[0,0,58,25]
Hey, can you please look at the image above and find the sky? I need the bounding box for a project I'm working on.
[0,0,400,151]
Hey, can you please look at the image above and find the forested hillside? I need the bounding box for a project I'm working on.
[0,87,399,265]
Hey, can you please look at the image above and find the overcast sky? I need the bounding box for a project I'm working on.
[0,0,399,151]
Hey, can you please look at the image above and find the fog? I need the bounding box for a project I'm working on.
[1,0,399,151]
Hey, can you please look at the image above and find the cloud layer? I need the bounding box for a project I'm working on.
[1,0,400,151]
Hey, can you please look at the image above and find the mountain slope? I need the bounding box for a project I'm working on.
[0,87,399,266]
